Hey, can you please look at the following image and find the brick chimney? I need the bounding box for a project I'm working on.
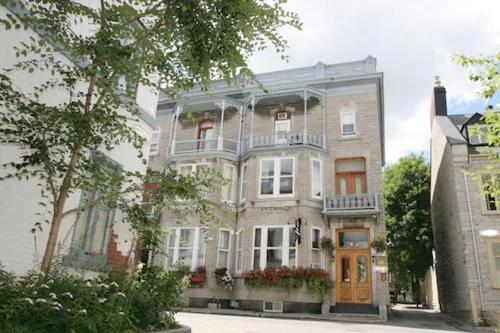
[431,76,447,117]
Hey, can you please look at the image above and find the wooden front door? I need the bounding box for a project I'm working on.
[335,229,372,304]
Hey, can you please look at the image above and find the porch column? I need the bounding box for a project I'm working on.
[303,90,308,144]
[171,103,182,155]
[321,94,326,148]
[250,96,255,148]
[237,105,243,155]
[218,98,226,151]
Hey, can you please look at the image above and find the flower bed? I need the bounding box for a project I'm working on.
[242,266,332,295]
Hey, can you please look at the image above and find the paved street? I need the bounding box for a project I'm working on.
[176,304,476,333]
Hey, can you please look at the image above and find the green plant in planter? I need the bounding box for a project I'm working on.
[320,237,335,260]
[371,236,387,253]
[214,268,234,290]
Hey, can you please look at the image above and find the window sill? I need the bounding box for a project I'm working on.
[339,134,360,141]
[481,210,500,215]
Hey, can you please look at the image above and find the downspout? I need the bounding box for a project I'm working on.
[463,172,485,313]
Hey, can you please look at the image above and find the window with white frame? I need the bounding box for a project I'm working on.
[253,226,297,269]
[468,124,489,145]
[486,238,500,288]
[217,229,231,268]
[311,228,322,269]
[222,164,235,203]
[149,130,160,154]
[311,159,322,199]
[481,174,499,211]
[235,229,244,274]
[341,109,356,136]
[259,157,294,197]
[165,227,207,271]
[178,163,209,198]
[240,162,248,201]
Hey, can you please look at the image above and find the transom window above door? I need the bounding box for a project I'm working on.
[338,230,369,248]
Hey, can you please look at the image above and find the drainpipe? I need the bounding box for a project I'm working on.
[463,172,485,313]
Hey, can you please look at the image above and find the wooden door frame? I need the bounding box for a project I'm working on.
[335,228,372,304]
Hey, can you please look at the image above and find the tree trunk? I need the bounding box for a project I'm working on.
[40,148,82,272]
[40,73,97,273]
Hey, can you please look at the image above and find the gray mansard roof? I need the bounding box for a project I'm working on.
[158,56,382,105]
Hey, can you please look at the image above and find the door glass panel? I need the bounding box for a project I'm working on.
[339,231,369,248]
[340,179,347,196]
[355,176,363,194]
[357,255,367,283]
[341,256,350,282]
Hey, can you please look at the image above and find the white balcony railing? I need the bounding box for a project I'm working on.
[241,131,323,154]
[324,193,379,216]
[172,137,238,155]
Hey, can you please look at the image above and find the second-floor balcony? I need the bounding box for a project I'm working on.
[172,137,238,155]
[241,131,324,155]
[323,193,379,217]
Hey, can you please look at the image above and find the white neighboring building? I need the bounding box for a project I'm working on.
[0,3,158,275]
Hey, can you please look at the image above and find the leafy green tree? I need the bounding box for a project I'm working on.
[0,0,301,272]
[385,154,433,302]
[455,51,499,200]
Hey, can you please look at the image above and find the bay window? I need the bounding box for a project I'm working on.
[240,163,248,201]
[235,229,244,274]
[311,227,322,269]
[217,229,231,268]
[259,157,294,197]
[165,227,207,271]
[311,158,322,199]
[253,226,297,269]
[222,164,235,203]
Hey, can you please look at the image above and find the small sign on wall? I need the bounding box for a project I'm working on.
[375,266,387,273]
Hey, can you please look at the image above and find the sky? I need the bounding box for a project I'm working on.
[247,0,500,164]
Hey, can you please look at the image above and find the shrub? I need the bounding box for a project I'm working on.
[0,267,135,333]
[213,268,234,289]
[0,265,189,333]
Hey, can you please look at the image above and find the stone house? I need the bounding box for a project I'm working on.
[430,78,500,326]
[148,57,390,317]
[0,3,158,275]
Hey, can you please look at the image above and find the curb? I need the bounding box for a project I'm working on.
[180,307,385,324]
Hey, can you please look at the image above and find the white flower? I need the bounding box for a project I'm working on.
[40,284,49,289]
[79,309,87,315]
[24,298,34,305]
[52,302,62,311]
[137,263,144,270]
[62,292,73,299]
[99,283,109,289]
[47,279,54,284]
[99,298,107,304]
[116,292,126,299]
[35,298,47,303]
[118,311,125,316]
[85,281,91,287]
[32,291,38,296]
[109,282,119,288]
[49,292,57,299]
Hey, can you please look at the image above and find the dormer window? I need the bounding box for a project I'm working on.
[468,124,489,145]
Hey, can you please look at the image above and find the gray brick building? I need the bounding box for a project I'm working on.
[430,78,500,326]
[148,57,389,317]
